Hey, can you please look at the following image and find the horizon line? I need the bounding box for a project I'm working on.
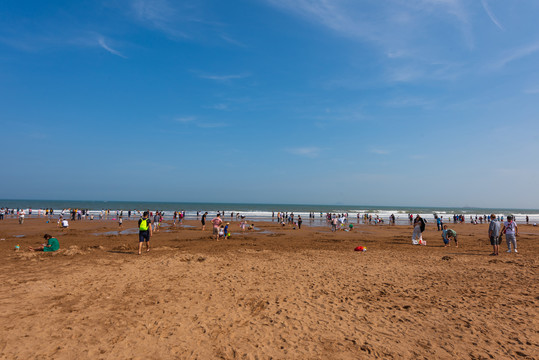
[1,198,538,212]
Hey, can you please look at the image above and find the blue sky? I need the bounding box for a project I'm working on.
[1,0,538,208]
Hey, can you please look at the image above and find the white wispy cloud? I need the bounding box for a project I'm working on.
[197,72,251,81]
[197,122,228,128]
[370,149,390,155]
[206,103,229,110]
[129,0,189,38]
[175,116,196,123]
[97,36,127,58]
[384,96,434,108]
[490,42,539,70]
[264,0,471,47]
[174,116,227,128]
[523,87,539,94]
[264,0,474,82]
[220,34,247,47]
[263,0,375,42]
[286,147,321,158]
[481,0,504,30]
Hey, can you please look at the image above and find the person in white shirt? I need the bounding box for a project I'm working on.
[501,215,519,253]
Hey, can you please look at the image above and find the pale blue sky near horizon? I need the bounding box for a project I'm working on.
[1,0,538,208]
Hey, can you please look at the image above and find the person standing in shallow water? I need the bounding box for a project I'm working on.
[201,212,208,231]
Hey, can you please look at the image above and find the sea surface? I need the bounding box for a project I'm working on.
[1,199,538,224]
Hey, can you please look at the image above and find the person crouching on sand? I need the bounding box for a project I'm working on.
[29,234,60,252]
[442,225,450,247]
[445,228,458,247]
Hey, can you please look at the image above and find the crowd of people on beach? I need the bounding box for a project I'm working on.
[2,205,532,257]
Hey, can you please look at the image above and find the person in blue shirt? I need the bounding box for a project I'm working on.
[441,225,450,247]
[436,217,442,231]
[224,223,229,238]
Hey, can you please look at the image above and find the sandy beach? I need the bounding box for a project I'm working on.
[0,217,537,359]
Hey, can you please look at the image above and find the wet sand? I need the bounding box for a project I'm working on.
[0,217,537,359]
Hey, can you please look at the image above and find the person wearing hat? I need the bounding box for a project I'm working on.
[501,215,519,253]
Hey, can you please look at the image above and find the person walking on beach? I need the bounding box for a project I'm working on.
[436,216,442,231]
[153,212,160,232]
[488,214,501,256]
[501,215,519,253]
[211,214,223,241]
[412,215,425,244]
[297,215,302,229]
[201,211,208,231]
[138,211,152,255]
[18,209,25,224]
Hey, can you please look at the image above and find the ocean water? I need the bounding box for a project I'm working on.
[1,199,538,224]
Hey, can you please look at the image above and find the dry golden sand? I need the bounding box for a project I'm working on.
[0,217,537,359]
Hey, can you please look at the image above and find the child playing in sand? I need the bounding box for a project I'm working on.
[445,228,458,247]
[218,225,225,240]
[29,234,60,252]
[442,225,450,246]
[118,216,123,228]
